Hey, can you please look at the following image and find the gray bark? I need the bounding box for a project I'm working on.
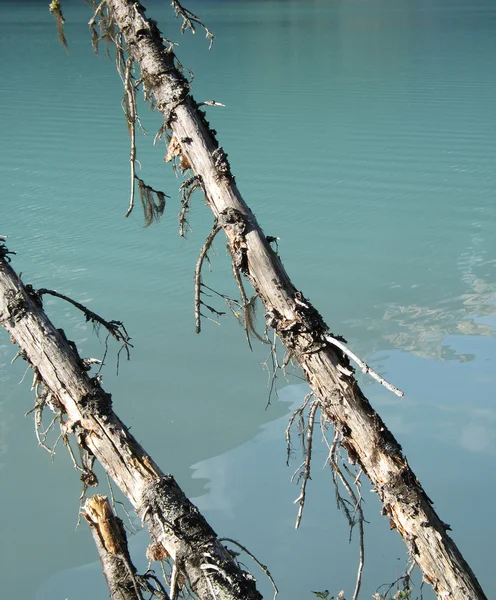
[101,1,487,598]
[0,255,261,600]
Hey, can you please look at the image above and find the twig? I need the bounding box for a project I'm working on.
[228,258,269,353]
[80,449,98,502]
[114,31,127,78]
[328,429,365,600]
[0,235,16,263]
[325,335,404,398]
[38,411,60,455]
[106,472,138,534]
[171,0,215,49]
[375,559,416,600]
[139,570,171,600]
[194,221,222,333]
[219,537,278,600]
[88,0,106,29]
[63,431,84,473]
[88,0,106,53]
[198,100,225,107]
[294,400,319,529]
[123,56,138,218]
[230,256,253,352]
[179,175,203,237]
[26,386,60,456]
[36,288,133,361]
[285,392,313,466]
[261,330,285,408]
[290,461,305,484]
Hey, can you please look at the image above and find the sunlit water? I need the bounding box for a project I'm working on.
[0,0,495,598]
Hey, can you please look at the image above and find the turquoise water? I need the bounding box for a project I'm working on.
[1,0,495,598]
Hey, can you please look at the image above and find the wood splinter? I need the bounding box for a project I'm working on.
[84,495,145,600]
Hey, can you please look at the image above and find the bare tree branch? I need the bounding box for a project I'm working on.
[194,221,222,333]
[170,1,215,49]
[325,335,404,398]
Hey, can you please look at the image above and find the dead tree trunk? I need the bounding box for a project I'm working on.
[98,1,487,597]
[83,495,146,600]
[0,254,262,600]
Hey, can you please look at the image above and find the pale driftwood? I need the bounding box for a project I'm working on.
[0,256,261,600]
[83,495,145,600]
[100,1,487,597]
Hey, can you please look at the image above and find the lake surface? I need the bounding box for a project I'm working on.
[0,0,495,598]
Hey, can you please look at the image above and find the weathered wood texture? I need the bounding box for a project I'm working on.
[103,1,487,597]
[84,495,145,600]
[0,256,261,600]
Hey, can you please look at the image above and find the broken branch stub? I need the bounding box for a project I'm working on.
[100,1,487,597]
[84,495,146,600]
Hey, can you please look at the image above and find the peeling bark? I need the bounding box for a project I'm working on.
[0,257,261,600]
[84,495,145,600]
[98,1,487,597]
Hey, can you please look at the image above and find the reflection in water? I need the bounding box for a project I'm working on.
[437,404,496,456]
[35,385,427,599]
[34,365,496,599]
[382,252,495,361]
[36,526,149,600]
[345,232,496,362]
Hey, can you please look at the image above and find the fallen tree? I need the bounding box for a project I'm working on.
[0,241,263,600]
[2,1,487,598]
[74,1,485,598]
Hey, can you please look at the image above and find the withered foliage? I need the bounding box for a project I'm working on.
[136,177,168,227]
[49,0,69,53]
